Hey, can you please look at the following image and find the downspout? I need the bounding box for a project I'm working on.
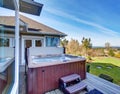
[10,0,19,94]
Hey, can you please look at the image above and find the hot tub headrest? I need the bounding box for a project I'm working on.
[28,47,64,56]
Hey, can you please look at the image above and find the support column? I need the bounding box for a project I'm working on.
[10,0,19,94]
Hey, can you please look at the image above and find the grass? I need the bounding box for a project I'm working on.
[92,57,120,67]
[87,57,120,85]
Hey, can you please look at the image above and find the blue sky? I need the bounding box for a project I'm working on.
[0,0,120,46]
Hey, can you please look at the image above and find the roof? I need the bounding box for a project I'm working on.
[0,15,67,37]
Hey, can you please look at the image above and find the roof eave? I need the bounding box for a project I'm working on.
[27,30,67,37]
[0,26,67,37]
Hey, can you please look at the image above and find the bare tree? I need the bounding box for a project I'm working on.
[66,39,80,55]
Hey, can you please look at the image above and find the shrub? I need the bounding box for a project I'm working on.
[86,65,90,72]
[87,56,92,60]
[99,74,113,82]
[115,52,120,58]
[108,49,115,57]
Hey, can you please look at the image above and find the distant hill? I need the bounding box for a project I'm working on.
[93,46,120,49]
[93,46,105,48]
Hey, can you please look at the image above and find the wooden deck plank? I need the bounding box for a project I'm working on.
[84,78,115,94]
[46,73,120,94]
[50,91,56,94]
[86,73,120,94]
[55,89,64,94]
[45,92,51,94]
[55,89,63,94]
[47,89,87,94]
[87,73,120,90]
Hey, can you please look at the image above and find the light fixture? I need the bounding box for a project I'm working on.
[0,0,43,16]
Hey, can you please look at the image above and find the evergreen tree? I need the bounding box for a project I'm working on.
[60,38,68,47]
[81,37,92,56]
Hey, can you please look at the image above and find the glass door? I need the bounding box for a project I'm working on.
[21,39,32,65]
[0,24,15,94]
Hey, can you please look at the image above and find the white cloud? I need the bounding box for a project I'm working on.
[44,7,120,37]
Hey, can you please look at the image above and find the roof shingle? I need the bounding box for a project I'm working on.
[0,15,66,36]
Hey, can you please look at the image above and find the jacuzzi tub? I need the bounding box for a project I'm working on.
[27,54,86,94]
[32,55,71,63]
[28,54,85,68]
[0,57,14,72]
[0,58,11,63]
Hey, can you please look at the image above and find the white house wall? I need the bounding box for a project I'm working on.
[0,34,62,65]
[21,35,45,65]
[0,47,14,58]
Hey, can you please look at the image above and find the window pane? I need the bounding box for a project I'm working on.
[25,40,32,48]
[52,37,59,46]
[46,37,60,47]
[46,37,51,47]
[35,40,42,47]
[0,38,9,47]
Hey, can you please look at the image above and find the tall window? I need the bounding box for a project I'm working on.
[46,37,60,47]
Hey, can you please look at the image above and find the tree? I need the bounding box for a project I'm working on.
[66,39,80,55]
[81,37,92,56]
[60,38,68,54]
[115,51,120,58]
[91,48,105,57]
[105,42,110,50]
[60,38,68,47]
[108,49,115,57]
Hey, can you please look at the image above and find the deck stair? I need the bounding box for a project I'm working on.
[59,74,87,94]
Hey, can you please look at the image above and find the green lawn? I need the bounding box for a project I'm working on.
[87,57,120,85]
[92,57,120,67]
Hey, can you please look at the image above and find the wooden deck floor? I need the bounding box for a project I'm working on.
[19,65,120,94]
[84,73,120,94]
[45,89,87,94]
[19,65,26,94]
[45,73,120,94]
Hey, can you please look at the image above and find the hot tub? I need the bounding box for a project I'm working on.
[27,54,86,94]
[32,55,71,63]
[0,57,14,72]
[28,54,85,68]
[0,58,11,63]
